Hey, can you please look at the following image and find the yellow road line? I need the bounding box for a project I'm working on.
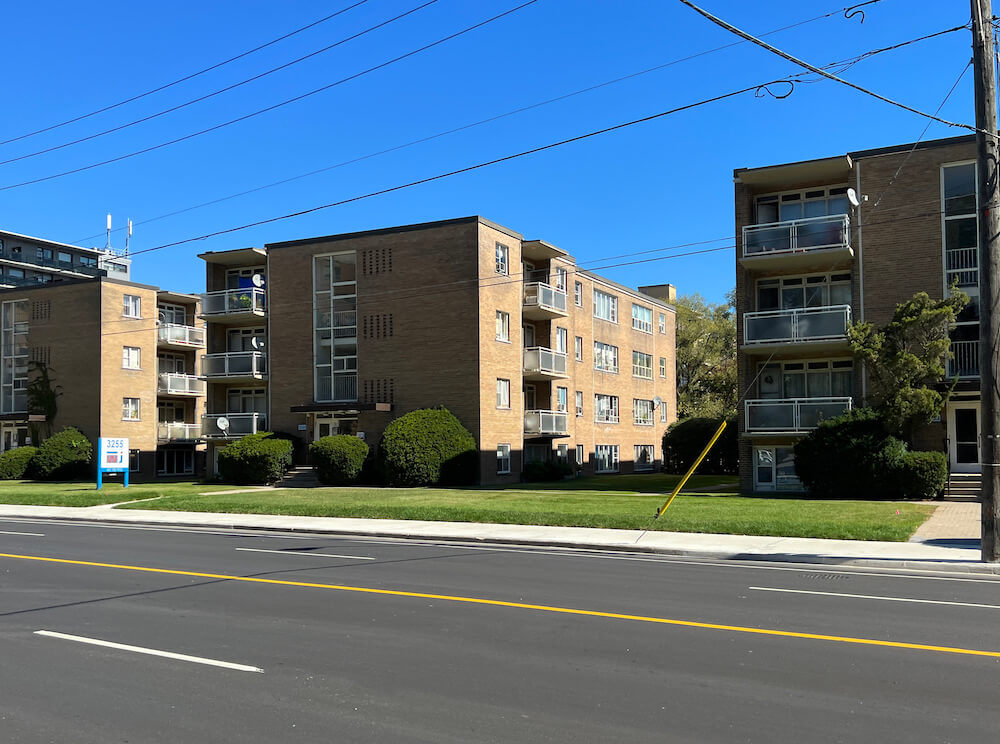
[3,551,998,659]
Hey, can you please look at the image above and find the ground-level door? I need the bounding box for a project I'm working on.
[947,401,981,473]
[0,423,28,452]
[314,414,358,440]
[753,445,802,492]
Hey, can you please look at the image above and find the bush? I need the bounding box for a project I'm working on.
[661,417,738,474]
[0,446,37,479]
[379,407,478,486]
[310,435,369,485]
[896,451,947,499]
[28,427,92,480]
[217,433,293,485]
[794,408,907,499]
[522,460,573,482]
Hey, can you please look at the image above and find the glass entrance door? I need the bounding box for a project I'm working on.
[948,403,981,473]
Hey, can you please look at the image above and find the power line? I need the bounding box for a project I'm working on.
[0,0,372,149]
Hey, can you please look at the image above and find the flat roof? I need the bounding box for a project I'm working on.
[0,228,104,255]
[157,289,201,304]
[197,247,267,266]
[0,276,158,295]
[265,216,522,250]
[579,269,675,312]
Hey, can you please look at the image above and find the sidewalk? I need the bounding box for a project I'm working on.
[0,502,996,574]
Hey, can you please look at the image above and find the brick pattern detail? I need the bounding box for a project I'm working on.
[362,313,393,339]
[362,378,395,404]
[362,247,393,275]
[30,300,50,321]
[29,346,50,366]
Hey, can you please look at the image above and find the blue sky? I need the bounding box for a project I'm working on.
[0,0,976,302]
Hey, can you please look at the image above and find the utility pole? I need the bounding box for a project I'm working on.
[972,0,1000,562]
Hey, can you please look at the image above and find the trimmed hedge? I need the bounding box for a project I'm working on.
[217,432,293,485]
[897,451,948,499]
[310,435,369,485]
[662,417,738,475]
[379,407,478,486]
[28,427,92,480]
[0,446,37,479]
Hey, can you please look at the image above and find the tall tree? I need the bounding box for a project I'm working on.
[675,291,737,419]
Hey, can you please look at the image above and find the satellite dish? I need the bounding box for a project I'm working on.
[846,188,860,208]
[653,396,663,410]
[216,417,230,432]
[251,274,264,288]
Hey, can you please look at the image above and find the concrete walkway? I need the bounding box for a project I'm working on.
[910,501,981,542]
[0,502,996,574]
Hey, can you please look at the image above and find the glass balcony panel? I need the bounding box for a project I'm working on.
[202,413,266,437]
[201,352,266,378]
[743,215,849,258]
[524,409,568,436]
[158,323,205,347]
[200,288,266,316]
[745,398,852,432]
[743,306,850,345]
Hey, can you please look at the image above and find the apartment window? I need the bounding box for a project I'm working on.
[226,267,266,290]
[574,336,583,361]
[122,346,141,370]
[556,327,568,354]
[575,390,583,417]
[757,359,854,399]
[497,444,511,474]
[555,444,569,465]
[158,302,187,325]
[756,273,852,311]
[497,378,511,409]
[594,341,619,373]
[129,450,141,473]
[122,397,141,421]
[943,162,979,288]
[755,186,850,223]
[495,243,509,275]
[660,404,668,423]
[634,445,655,471]
[157,449,194,476]
[632,351,653,379]
[632,304,653,333]
[595,445,619,473]
[556,386,568,413]
[7,268,24,279]
[122,294,141,318]
[554,267,568,293]
[80,255,98,268]
[594,394,619,423]
[659,357,667,378]
[634,399,654,426]
[227,388,266,415]
[1,299,29,415]
[314,252,358,403]
[57,251,72,266]
[658,313,666,334]
[496,311,510,342]
[36,247,53,262]
[593,290,618,322]
[574,281,583,306]
[576,444,585,466]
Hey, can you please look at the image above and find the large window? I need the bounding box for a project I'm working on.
[495,243,509,275]
[157,449,195,476]
[314,252,357,402]
[0,300,28,414]
[594,394,619,423]
[943,163,978,288]
[756,273,851,311]
[595,445,619,473]
[632,304,653,333]
[757,359,853,399]
[497,379,511,409]
[497,444,511,474]
[593,290,618,323]
[632,351,653,379]
[634,445,655,471]
[755,186,850,223]
[122,294,141,318]
[594,341,619,373]
[496,311,509,342]
[633,399,654,426]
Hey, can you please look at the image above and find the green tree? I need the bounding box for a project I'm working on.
[675,291,737,418]
[26,362,62,441]
[847,289,968,443]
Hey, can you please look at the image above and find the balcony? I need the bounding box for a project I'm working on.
[949,339,979,379]
[199,287,266,324]
[157,422,201,442]
[522,282,568,320]
[742,305,852,355]
[523,347,568,381]
[201,351,267,382]
[745,397,853,433]
[202,412,266,439]
[317,373,358,403]
[524,409,569,437]
[741,214,853,271]
[158,373,206,397]
[158,323,206,349]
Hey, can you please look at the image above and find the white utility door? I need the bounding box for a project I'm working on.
[947,402,981,473]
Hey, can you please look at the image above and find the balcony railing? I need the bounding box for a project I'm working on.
[743,214,850,258]
[158,323,205,347]
[744,305,851,345]
[200,287,266,317]
[524,409,569,436]
[949,339,979,378]
[202,412,266,438]
[745,397,853,432]
[158,373,206,396]
[522,282,568,315]
[157,422,201,441]
[201,351,267,379]
[523,347,568,377]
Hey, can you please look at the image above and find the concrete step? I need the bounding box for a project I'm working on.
[279,466,321,488]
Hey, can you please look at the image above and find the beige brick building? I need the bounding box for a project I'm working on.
[199,217,677,483]
[735,135,979,492]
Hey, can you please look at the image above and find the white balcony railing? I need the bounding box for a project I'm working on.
[158,373,206,396]
[333,373,357,402]
[745,397,853,432]
[200,287,266,317]
[523,347,568,377]
[523,282,568,314]
[201,412,266,438]
[157,422,201,441]
[949,339,979,378]
[742,214,850,258]
[744,305,851,345]
[524,409,569,436]
[158,323,205,347]
[201,351,267,378]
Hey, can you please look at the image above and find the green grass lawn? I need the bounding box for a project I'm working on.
[502,473,738,493]
[0,481,238,507]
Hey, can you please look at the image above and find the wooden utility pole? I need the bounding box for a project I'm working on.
[972,0,1000,562]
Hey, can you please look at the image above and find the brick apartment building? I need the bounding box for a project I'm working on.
[198,216,677,483]
[735,135,980,492]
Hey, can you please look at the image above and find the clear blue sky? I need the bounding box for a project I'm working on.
[0,0,976,302]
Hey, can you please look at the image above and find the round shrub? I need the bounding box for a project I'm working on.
[0,446,37,480]
[896,451,947,499]
[310,435,369,485]
[217,432,293,485]
[379,407,478,486]
[28,427,93,480]
[661,417,737,474]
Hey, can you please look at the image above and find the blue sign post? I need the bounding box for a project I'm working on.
[97,437,129,490]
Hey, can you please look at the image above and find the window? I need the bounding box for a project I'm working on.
[556,386,568,412]
[634,445,655,471]
[1,299,29,414]
[157,449,194,475]
[495,243,509,275]
[660,404,667,423]
[80,255,98,268]
[555,267,568,292]
[556,444,569,464]
[497,444,511,474]
[574,281,583,306]
[633,399,654,426]
[57,251,72,266]
[314,252,358,403]
[129,450,141,473]
[496,311,509,342]
[659,357,667,378]
[756,273,852,311]
[632,304,653,333]
[943,162,979,288]
[555,327,568,354]
[755,185,850,223]
[122,346,141,370]
[122,397,141,421]
[757,359,854,399]
[594,341,619,373]
[595,445,619,473]
[576,444,585,466]
[632,351,653,379]
[575,390,583,417]
[36,247,53,262]
[658,312,666,334]
[594,394,619,423]
[593,290,618,322]
[122,294,141,318]
[497,378,511,409]
[574,336,583,361]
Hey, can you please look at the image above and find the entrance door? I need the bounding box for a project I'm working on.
[523,384,536,410]
[948,402,981,473]
[523,324,535,347]
[753,447,775,491]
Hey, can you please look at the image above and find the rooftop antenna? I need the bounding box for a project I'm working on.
[105,213,112,252]
[124,218,133,255]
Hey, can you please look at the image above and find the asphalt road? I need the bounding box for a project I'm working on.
[1,517,999,743]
